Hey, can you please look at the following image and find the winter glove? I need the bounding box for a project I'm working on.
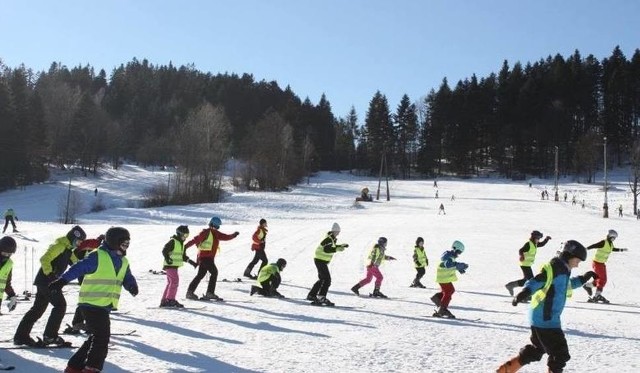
[618,248,628,252]
[580,271,598,283]
[188,259,198,268]
[129,285,139,297]
[48,278,68,293]
[387,256,396,261]
[455,262,468,274]
[512,289,531,306]
[233,232,240,238]
[518,254,524,262]
[6,296,17,312]
[165,257,173,265]
[342,244,349,248]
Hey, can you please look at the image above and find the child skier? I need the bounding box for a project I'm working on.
[160,225,197,308]
[49,227,138,373]
[410,237,428,288]
[0,237,18,313]
[497,240,597,373]
[351,237,396,298]
[185,217,239,301]
[306,222,349,306]
[243,218,268,279]
[583,229,628,303]
[430,240,468,318]
[13,225,86,347]
[2,208,18,234]
[250,258,287,298]
[505,230,551,296]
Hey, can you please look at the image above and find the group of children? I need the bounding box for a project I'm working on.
[0,217,627,373]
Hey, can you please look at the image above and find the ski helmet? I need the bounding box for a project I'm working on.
[561,240,587,261]
[452,240,465,253]
[416,237,424,246]
[105,227,131,251]
[531,230,543,240]
[209,217,222,228]
[331,222,341,234]
[607,229,618,239]
[276,258,287,270]
[0,236,17,255]
[176,225,189,237]
[259,218,267,226]
[378,237,388,247]
[66,226,87,243]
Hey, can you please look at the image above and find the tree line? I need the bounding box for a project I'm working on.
[0,46,638,204]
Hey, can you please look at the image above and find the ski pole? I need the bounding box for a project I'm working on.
[31,245,35,296]
[23,244,27,298]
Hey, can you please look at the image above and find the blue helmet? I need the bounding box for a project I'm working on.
[209,217,222,228]
[452,240,465,253]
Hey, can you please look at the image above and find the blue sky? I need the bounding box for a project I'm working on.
[1,1,638,120]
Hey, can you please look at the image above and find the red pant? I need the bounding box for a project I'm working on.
[439,282,455,307]
[592,261,607,290]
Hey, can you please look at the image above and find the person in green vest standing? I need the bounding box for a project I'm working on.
[160,225,196,308]
[497,240,597,373]
[307,222,349,306]
[430,240,468,318]
[350,237,396,298]
[410,237,428,288]
[49,227,138,373]
[2,208,18,234]
[250,258,287,297]
[583,229,628,303]
[505,230,551,297]
[0,236,18,313]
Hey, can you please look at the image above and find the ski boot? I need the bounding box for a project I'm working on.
[201,292,223,301]
[64,366,84,373]
[306,294,318,301]
[170,299,185,308]
[243,268,257,280]
[505,282,517,297]
[159,299,171,307]
[588,294,610,304]
[250,285,261,296]
[350,284,361,295]
[312,296,334,306]
[430,293,442,307]
[496,356,522,373]
[185,291,199,300]
[13,335,38,346]
[370,288,388,298]
[582,283,593,296]
[63,323,83,335]
[414,281,426,288]
[433,306,455,319]
[42,335,71,347]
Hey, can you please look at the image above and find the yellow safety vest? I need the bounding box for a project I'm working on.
[164,238,184,267]
[197,231,214,252]
[0,260,13,295]
[79,250,129,310]
[315,235,338,262]
[414,246,427,268]
[530,263,572,308]
[436,264,457,284]
[520,241,537,267]
[594,239,613,264]
[257,263,279,283]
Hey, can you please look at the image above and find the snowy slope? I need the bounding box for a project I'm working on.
[0,165,638,373]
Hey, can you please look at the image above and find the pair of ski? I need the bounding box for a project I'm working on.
[62,324,137,337]
[0,338,74,350]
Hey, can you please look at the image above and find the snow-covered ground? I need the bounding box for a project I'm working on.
[0,165,638,373]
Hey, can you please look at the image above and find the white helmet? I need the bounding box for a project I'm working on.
[607,229,618,239]
[331,222,341,233]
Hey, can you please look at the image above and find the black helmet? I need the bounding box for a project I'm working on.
[259,218,267,226]
[67,226,87,243]
[531,230,543,239]
[378,237,388,247]
[105,227,131,250]
[0,236,17,254]
[276,258,287,270]
[416,237,424,245]
[561,240,587,261]
[176,225,189,236]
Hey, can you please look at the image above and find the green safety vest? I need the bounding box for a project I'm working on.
[315,235,338,262]
[79,250,129,310]
[414,246,427,268]
[530,263,572,308]
[368,245,386,266]
[520,241,537,267]
[594,239,613,264]
[163,238,184,267]
[436,264,457,284]
[197,231,215,252]
[0,259,13,295]
[257,263,279,283]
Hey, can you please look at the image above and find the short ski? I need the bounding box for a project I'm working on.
[308,302,363,309]
[148,305,206,310]
[148,269,166,275]
[425,315,480,322]
[220,278,243,283]
[368,293,389,299]
[112,330,137,336]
